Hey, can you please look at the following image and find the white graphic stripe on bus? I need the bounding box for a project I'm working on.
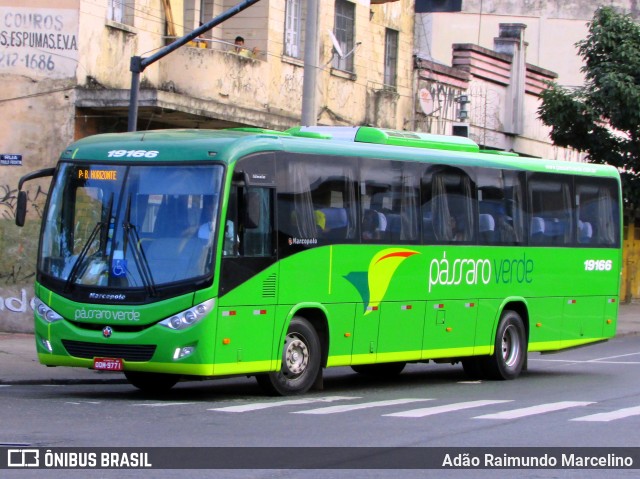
[208,396,360,413]
[292,398,434,415]
[383,400,513,418]
[571,405,640,422]
[474,401,594,420]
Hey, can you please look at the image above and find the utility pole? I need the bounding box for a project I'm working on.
[128,0,261,132]
[301,0,319,126]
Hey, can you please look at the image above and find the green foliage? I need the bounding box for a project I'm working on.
[538,6,640,210]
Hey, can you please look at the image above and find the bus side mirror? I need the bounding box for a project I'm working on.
[15,166,55,227]
[244,191,261,229]
[15,190,27,227]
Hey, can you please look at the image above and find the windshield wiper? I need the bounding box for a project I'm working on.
[64,221,103,292]
[64,194,114,292]
[123,196,157,297]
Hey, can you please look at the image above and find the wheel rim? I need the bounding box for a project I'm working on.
[282,333,309,377]
[501,323,520,368]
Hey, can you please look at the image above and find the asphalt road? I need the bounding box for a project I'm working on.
[3,335,640,478]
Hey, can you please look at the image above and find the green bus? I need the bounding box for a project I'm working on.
[16,126,622,395]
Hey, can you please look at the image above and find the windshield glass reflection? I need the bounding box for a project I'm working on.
[39,163,224,291]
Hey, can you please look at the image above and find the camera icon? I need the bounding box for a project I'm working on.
[8,449,39,467]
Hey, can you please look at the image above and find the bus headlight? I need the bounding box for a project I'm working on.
[160,299,215,331]
[34,298,63,323]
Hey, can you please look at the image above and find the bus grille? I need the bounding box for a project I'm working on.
[62,340,156,362]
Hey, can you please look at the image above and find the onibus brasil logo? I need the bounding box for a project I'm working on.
[344,248,419,314]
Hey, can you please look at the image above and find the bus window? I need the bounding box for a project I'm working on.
[277,154,357,246]
[360,159,418,242]
[477,169,525,245]
[421,166,476,244]
[528,173,573,246]
[575,178,619,247]
[242,187,273,257]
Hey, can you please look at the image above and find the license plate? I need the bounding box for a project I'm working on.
[93,357,123,371]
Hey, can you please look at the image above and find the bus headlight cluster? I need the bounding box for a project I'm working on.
[160,299,214,331]
[34,298,63,323]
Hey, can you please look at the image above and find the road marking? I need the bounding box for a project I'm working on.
[532,358,640,365]
[65,401,101,405]
[474,401,594,420]
[587,351,640,362]
[571,405,640,422]
[383,400,512,418]
[209,396,360,413]
[532,351,640,365]
[132,402,195,407]
[293,398,433,415]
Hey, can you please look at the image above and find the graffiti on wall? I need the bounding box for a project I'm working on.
[467,84,503,147]
[0,183,47,288]
[0,289,35,313]
[0,183,47,220]
[416,81,461,135]
[0,183,47,330]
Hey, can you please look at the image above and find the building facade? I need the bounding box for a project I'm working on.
[412,0,640,159]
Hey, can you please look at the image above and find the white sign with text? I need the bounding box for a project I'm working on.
[0,7,79,78]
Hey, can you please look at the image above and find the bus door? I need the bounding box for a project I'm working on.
[422,300,479,359]
[215,155,278,374]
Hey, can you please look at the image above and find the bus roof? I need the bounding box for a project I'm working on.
[59,127,620,179]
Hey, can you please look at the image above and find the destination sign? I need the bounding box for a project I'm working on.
[77,169,117,180]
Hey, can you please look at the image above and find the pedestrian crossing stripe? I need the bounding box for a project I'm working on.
[383,400,513,418]
[208,396,360,413]
[571,405,640,422]
[293,398,433,415]
[474,401,594,420]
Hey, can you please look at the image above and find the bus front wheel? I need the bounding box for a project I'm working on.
[485,309,527,380]
[256,317,321,396]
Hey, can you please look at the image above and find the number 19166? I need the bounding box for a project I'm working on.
[584,259,613,271]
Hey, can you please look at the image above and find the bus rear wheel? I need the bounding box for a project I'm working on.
[484,309,527,380]
[256,317,321,396]
[124,371,180,392]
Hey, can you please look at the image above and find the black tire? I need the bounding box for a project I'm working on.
[351,362,406,377]
[256,317,321,396]
[484,309,527,380]
[124,371,180,392]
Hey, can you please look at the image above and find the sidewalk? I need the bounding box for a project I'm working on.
[1,303,639,386]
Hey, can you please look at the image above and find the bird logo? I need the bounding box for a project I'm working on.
[344,248,419,314]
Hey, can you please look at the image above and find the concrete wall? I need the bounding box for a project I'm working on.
[0,0,80,332]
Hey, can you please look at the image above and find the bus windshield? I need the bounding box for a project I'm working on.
[39,162,224,293]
